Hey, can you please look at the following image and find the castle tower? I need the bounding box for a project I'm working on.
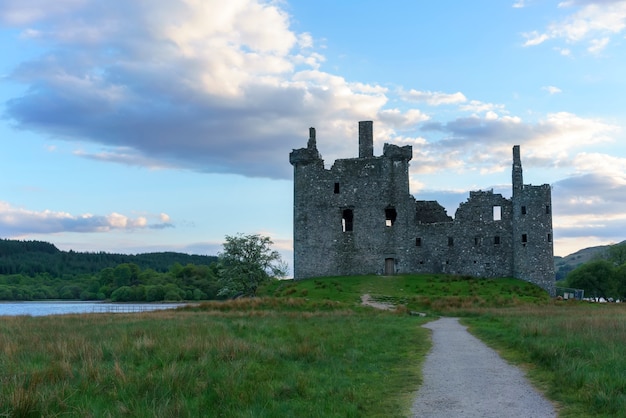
[511,146,555,295]
[290,121,413,278]
[289,127,325,278]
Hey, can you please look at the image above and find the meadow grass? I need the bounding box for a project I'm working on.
[265,275,626,416]
[4,274,622,417]
[0,298,429,417]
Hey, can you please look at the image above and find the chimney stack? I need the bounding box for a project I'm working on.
[512,145,523,196]
[358,121,374,158]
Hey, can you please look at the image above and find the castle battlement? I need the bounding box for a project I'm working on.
[290,121,555,295]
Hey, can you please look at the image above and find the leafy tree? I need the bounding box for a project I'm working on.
[566,260,617,301]
[217,233,287,298]
[111,286,134,302]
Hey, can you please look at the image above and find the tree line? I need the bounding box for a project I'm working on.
[0,238,217,277]
[563,242,626,301]
[0,234,285,301]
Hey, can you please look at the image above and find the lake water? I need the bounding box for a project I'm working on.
[0,301,188,317]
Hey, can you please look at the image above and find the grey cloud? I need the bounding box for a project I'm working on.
[5,64,315,179]
[552,174,626,216]
[551,173,626,243]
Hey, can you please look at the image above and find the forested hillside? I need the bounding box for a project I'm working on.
[0,239,220,301]
[0,238,217,276]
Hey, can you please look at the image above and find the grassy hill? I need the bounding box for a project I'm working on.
[259,274,550,314]
[554,240,626,280]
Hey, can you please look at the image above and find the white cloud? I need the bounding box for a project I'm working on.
[557,47,572,55]
[0,201,173,235]
[542,85,563,94]
[523,31,550,46]
[588,36,610,53]
[523,1,626,51]
[458,100,506,116]
[572,152,626,176]
[401,89,467,106]
[378,108,430,128]
[413,111,619,176]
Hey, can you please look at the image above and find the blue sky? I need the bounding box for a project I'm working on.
[2,0,626,268]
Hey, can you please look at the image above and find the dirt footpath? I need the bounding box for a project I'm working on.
[411,317,557,418]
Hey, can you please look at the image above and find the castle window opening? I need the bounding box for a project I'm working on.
[474,236,480,246]
[494,236,501,245]
[334,182,340,194]
[448,237,454,246]
[493,206,502,221]
[415,237,422,247]
[522,234,528,243]
[521,206,527,215]
[385,207,397,227]
[342,209,353,232]
[548,233,552,242]
[546,205,551,214]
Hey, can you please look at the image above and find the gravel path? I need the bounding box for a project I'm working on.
[411,317,557,418]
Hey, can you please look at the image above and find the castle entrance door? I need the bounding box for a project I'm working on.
[384,258,395,275]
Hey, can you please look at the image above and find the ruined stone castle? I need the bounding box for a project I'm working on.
[290,121,555,294]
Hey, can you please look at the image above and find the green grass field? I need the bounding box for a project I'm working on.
[2,274,625,417]
[1,292,429,417]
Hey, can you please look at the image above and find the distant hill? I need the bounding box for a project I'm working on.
[0,238,218,277]
[554,241,626,281]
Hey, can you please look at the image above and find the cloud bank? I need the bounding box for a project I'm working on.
[0,201,172,235]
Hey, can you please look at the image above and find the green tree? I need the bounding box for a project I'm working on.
[217,233,287,298]
[566,260,617,301]
[111,286,134,302]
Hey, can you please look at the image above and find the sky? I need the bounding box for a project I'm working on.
[2,0,626,270]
